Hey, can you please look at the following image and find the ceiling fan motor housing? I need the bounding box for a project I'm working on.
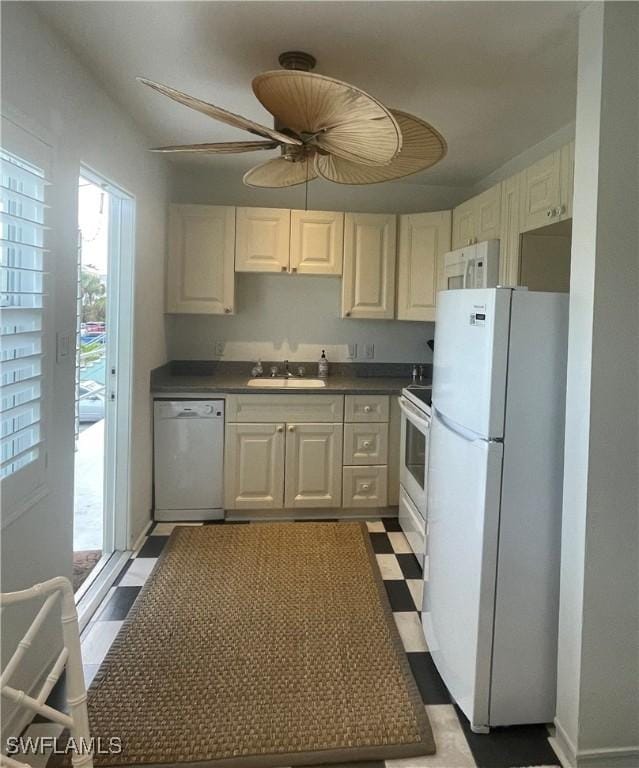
[278,51,317,72]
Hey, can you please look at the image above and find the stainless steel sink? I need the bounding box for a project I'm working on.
[247,377,326,388]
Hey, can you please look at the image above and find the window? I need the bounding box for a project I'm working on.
[0,148,47,480]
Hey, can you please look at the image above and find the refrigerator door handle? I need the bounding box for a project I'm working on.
[434,407,494,444]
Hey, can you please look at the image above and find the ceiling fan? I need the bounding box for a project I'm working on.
[138,51,447,188]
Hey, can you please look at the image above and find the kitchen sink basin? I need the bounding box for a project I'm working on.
[247,377,326,388]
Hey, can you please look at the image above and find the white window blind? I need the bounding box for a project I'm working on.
[0,148,48,479]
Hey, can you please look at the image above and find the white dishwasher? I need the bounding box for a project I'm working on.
[153,400,224,521]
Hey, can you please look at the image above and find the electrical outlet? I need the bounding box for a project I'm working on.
[214,341,225,357]
[347,343,358,359]
[363,343,375,360]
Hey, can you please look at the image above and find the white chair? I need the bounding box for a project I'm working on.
[1,577,93,767]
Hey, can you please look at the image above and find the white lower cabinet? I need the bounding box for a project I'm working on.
[284,423,343,508]
[224,423,285,509]
[343,466,388,508]
[224,395,392,511]
[343,422,388,465]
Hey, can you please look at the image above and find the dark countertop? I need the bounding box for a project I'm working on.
[151,361,431,396]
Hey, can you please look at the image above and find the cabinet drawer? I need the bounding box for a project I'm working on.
[226,394,344,423]
[343,422,388,465]
[344,394,389,422]
[342,465,388,508]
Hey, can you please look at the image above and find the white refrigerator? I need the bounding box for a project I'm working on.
[422,288,568,733]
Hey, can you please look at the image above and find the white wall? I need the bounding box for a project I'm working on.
[1,2,169,734]
[168,274,433,364]
[167,165,468,363]
[473,121,576,194]
[554,3,639,766]
[170,163,473,214]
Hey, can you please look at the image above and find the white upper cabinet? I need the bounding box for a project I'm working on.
[451,197,476,249]
[397,211,451,321]
[290,210,344,275]
[519,151,562,232]
[560,140,575,220]
[235,207,290,272]
[166,204,235,315]
[341,213,397,320]
[475,185,502,242]
[499,172,523,287]
[452,186,501,248]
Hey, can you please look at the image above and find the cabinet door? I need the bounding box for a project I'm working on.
[167,205,235,314]
[224,423,285,509]
[519,151,561,233]
[235,207,290,272]
[341,213,397,319]
[560,140,575,220]
[475,185,501,242]
[451,198,476,249]
[397,210,451,321]
[284,423,343,508]
[499,173,522,286]
[290,210,344,275]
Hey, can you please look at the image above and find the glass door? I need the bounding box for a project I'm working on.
[73,169,135,598]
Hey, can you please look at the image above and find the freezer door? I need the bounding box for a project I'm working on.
[432,288,511,439]
[422,409,503,731]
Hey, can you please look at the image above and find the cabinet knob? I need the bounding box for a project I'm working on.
[558,205,566,216]
[363,405,372,413]
[345,311,351,317]
[547,209,553,217]
[224,306,232,313]
[361,483,371,492]
[281,265,287,272]
[362,440,372,449]
[276,425,284,433]
[288,425,295,432]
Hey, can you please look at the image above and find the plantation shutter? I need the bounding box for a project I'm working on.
[0,148,48,480]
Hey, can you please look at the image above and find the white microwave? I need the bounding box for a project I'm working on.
[443,240,500,290]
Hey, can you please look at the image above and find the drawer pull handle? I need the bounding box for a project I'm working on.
[363,405,372,413]
[362,440,372,449]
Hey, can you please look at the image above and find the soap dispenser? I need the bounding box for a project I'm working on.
[318,350,329,379]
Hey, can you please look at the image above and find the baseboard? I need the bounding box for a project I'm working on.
[227,506,399,522]
[131,519,153,553]
[551,718,639,767]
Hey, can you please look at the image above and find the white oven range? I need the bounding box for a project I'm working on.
[398,385,432,565]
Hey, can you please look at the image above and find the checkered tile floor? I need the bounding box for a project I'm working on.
[28,518,560,768]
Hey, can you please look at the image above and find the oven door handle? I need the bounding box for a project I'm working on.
[398,396,431,433]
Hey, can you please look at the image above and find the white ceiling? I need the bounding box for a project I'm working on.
[35,1,581,187]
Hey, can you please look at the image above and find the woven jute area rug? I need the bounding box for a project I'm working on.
[77,522,434,767]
